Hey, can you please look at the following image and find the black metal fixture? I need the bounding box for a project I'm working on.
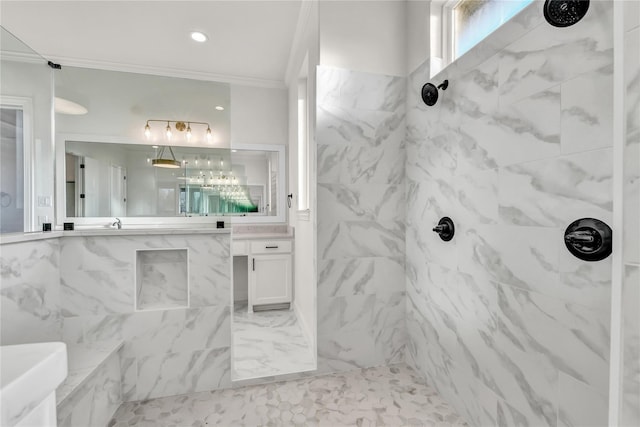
[433,217,455,241]
[564,217,612,261]
[544,0,589,27]
[421,80,449,106]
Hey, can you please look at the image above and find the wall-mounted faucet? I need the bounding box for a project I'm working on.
[563,217,611,261]
[112,218,122,229]
[433,217,455,241]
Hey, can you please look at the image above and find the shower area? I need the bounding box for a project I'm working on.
[317,0,638,425]
[0,0,637,425]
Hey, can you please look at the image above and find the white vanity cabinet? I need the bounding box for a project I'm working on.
[233,237,293,312]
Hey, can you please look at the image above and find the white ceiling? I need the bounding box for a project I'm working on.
[0,1,303,87]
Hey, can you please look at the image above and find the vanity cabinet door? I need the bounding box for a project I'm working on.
[250,254,292,307]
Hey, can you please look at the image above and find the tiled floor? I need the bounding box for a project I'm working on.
[232,302,316,380]
[109,364,468,426]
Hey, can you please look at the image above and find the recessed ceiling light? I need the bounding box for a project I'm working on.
[190,31,208,43]
[215,106,224,111]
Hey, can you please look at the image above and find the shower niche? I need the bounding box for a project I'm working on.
[136,249,189,310]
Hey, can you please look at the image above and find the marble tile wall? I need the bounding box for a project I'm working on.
[405,2,615,426]
[316,66,407,373]
[0,237,62,345]
[0,233,231,403]
[622,3,640,425]
[57,348,121,427]
[60,234,231,401]
[136,249,188,310]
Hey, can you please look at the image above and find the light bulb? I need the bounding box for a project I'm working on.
[166,122,172,139]
[206,127,212,141]
[190,31,208,43]
[144,123,151,139]
[186,123,192,141]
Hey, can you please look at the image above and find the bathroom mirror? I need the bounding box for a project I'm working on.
[59,140,284,223]
[60,140,285,221]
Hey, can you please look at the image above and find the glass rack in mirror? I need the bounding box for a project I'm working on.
[65,141,281,218]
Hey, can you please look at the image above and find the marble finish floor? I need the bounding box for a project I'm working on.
[109,364,468,427]
[232,302,316,380]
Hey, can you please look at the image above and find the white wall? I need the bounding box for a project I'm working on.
[1,59,54,230]
[230,85,288,146]
[406,0,430,75]
[319,0,406,77]
[287,0,319,357]
[56,66,231,148]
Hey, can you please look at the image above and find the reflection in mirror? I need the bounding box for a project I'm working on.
[64,141,284,219]
[0,26,53,233]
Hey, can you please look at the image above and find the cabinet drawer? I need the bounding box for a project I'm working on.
[250,240,292,254]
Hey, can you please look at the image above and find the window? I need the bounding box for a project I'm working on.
[297,79,308,211]
[296,53,310,215]
[430,0,533,76]
[0,97,33,233]
[454,0,533,58]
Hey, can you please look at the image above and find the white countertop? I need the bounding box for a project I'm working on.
[0,228,231,245]
[65,227,231,237]
[232,231,294,240]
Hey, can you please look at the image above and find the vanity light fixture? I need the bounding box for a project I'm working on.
[190,31,208,43]
[144,119,213,143]
[151,145,181,169]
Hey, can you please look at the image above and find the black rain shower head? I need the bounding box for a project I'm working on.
[544,0,589,27]
[421,80,449,107]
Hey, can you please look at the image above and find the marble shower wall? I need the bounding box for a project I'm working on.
[405,2,614,426]
[622,2,640,424]
[60,234,231,401]
[316,66,406,373]
[0,237,62,345]
[0,232,231,403]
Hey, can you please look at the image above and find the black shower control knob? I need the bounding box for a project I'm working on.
[563,218,612,261]
[433,217,455,242]
[432,224,447,233]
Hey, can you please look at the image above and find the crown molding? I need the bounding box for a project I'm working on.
[0,51,47,65]
[42,55,287,89]
[284,0,315,85]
